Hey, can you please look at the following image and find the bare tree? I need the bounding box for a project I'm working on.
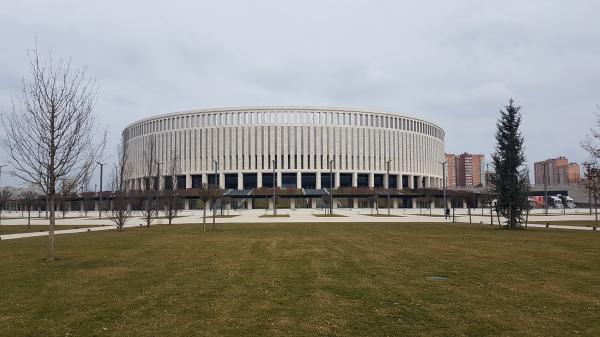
[209,184,223,230]
[0,45,105,260]
[140,136,159,227]
[582,106,600,159]
[161,153,181,225]
[581,107,600,225]
[196,184,211,232]
[57,179,78,218]
[107,134,132,231]
[0,189,12,230]
[20,190,38,228]
[582,162,600,226]
[81,191,94,217]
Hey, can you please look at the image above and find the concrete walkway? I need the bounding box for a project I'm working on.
[1,208,597,241]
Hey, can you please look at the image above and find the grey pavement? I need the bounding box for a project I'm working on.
[1,208,598,241]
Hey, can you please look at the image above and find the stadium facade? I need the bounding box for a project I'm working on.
[123,107,445,209]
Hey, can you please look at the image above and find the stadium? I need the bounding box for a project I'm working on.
[123,107,446,209]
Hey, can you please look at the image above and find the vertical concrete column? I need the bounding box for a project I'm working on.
[219,173,225,189]
[352,172,357,187]
[462,198,467,209]
[94,201,99,212]
[398,174,403,189]
[408,175,414,189]
[238,172,244,190]
[247,199,252,210]
[411,198,417,209]
[184,200,190,210]
[185,174,192,189]
[334,172,340,188]
[353,198,358,208]
[276,172,282,187]
[316,172,321,189]
[417,176,423,189]
[297,172,302,189]
[290,198,296,210]
[333,198,338,209]
[393,199,398,208]
[311,198,317,209]
[268,198,274,210]
[368,173,374,188]
[202,173,208,187]
[257,172,263,188]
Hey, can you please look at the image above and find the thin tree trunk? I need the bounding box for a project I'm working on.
[490,206,493,226]
[595,194,598,227]
[496,207,501,229]
[468,207,472,224]
[203,204,206,232]
[27,209,31,228]
[47,194,55,261]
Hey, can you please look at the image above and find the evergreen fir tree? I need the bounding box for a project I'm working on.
[491,99,529,229]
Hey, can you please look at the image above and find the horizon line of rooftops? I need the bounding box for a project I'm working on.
[124,108,445,142]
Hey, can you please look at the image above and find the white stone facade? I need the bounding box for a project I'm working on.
[123,107,445,190]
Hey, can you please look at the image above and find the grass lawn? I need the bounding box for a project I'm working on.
[313,214,347,217]
[1,223,599,337]
[0,225,105,235]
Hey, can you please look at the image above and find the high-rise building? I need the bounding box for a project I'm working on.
[445,153,485,187]
[534,157,580,186]
[533,157,581,186]
[445,153,457,188]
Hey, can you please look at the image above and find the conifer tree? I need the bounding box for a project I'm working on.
[491,99,529,229]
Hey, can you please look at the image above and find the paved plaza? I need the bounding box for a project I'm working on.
[1,208,598,241]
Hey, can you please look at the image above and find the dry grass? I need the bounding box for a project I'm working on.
[1,222,599,337]
[527,220,600,227]
[0,225,104,235]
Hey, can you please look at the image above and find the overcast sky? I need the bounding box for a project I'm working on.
[1,0,598,187]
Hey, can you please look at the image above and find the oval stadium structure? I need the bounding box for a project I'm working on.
[123,107,445,209]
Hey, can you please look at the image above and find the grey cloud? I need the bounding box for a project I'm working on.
[0,0,599,186]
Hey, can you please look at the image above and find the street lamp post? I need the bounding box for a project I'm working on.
[440,160,448,219]
[329,159,334,215]
[272,159,277,216]
[386,160,391,216]
[0,165,5,225]
[544,162,548,216]
[584,162,592,215]
[213,160,218,219]
[96,162,106,219]
[155,161,162,214]
[0,164,7,188]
